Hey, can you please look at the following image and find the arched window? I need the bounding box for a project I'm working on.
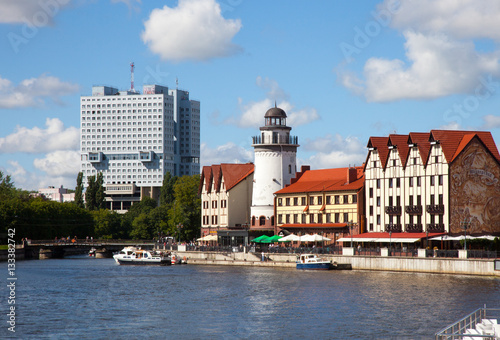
[251,216,256,226]
[259,216,266,226]
[271,216,275,226]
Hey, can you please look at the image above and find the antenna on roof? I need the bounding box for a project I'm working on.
[275,100,277,108]
[130,62,135,92]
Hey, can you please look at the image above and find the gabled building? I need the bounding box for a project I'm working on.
[275,165,365,243]
[364,130,500,235]
[199,163,254,244]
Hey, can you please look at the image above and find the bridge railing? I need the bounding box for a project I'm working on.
[27,239,155,246]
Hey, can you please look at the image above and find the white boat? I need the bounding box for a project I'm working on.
[113,247,171,266]
[296,254,336,270]
[171,253,188,265]
[89,247,96,257]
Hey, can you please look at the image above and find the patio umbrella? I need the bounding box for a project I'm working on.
[262,235,282,243]
[300,234,331,242]
[278,234,300,242]
[251,235,271,243]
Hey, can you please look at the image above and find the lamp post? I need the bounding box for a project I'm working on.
[348,220,354,248]
[461,220,470,251]
[389,230,392,255]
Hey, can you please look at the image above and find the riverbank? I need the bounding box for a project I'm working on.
[178,250,500,277]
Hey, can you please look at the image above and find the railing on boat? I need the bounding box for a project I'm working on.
[435,305,500,339]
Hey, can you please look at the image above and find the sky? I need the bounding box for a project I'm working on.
[1,0,500,191]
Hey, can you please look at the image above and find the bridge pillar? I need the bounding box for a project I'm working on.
[39,248,53,260]
[95,248,113,258]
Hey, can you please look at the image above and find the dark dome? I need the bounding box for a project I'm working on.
[265,107,287,118]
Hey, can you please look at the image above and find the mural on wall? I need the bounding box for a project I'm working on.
[450,138,500,234]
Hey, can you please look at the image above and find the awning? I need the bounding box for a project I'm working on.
[337,232,446,243]
[337,237,421,243]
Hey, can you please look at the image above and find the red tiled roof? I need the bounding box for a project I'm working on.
[388,134,411,168]
[275,166,364,194]
[430,130,500,164]
[199,163,254,194]
[367,137,390,169]
[407,132,432,166]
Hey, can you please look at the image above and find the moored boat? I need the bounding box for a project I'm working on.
[113,247,171,265]
[296,254,336,270]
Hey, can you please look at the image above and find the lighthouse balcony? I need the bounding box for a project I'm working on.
[252,135,299,146]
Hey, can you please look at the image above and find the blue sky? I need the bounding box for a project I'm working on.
[1,0,500,190]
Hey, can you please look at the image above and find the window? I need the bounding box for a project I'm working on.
[326,196,331,204]
[286,198,290,206]
[377,196,381,207]
[370,223,373,231]
[413,157,417,165]
[335,213,340,223]
[318,196,322,205]
[212,201,217,209]
[435,156,439,163]
[335,195,340,204]
[302,214,306,223]
[417,176,421,187]
[392,159,396,167]
[431,176,435,186]
[389,178,393,188]
[343,195,349,204]
[310,214,315,223]
[343,213,349,222]
[396,178,400,188]
[278,215,283,224]
[352,195,357,203]
[326,213,331,223]
[439,194,443,205]
[369,188,373,198]
[369,206,373,215]
[293,214,298,223]
[293,197,298,206]
[377,179,381,189]
[439,175,443,186]
[309,196,314,205]
[277,198,282,206]
[285,214,290,223]
[372,161,378,168]
[259,216,266,226]
[301,197,306,206]
[318,214,322,223]
[409,177,414,187]
[377,214,381,225]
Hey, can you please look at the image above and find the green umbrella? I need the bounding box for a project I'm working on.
[261,235,282,243]
[251,235,271,243]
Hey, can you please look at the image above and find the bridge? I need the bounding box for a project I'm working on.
[24,239,158,259]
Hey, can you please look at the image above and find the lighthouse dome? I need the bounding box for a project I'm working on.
[264,107,287,118]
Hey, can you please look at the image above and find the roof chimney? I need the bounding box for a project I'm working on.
[347,167,357,184]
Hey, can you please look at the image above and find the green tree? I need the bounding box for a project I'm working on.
[85,175,97,210]
[91,209,121,239]
[125,197,158,239]
[96,172,106,210]
[75,172,84,208]
[160,172,177,207]
[169,175,201,242]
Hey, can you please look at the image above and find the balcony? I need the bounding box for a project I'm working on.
[405,205,422,215]
[88,152,104,163]
[426,204,444,214]
[426,223,445,233]
[251,135,299,146]
[385,206,402,215]
[405,224,423,233]
[385,224,402,232]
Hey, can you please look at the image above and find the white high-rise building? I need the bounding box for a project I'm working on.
[80,84,200,211]
[250,106,299,230]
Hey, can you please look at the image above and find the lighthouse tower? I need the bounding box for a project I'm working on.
[250,105,299,230]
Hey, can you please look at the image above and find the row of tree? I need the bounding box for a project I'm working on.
[0,170,201,243]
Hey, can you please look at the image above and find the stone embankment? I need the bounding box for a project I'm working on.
[178,250,500,277]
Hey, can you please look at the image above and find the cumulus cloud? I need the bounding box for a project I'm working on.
[142,0,242,61]
[0,118,79,153]
[339,0,500,102]
[0,0,71,25]
[0,74,79,108]
[6,159,77,191]
[34,150,80,177]
[227,77,320,128]
[201,142,253,166]
[482,115,500,129]
[301,134,367,169]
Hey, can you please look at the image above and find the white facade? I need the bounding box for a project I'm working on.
[80,84,200,210]
[37,186,75,203]
[250,107,299,227]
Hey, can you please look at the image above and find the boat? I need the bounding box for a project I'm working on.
[296,254,336,270]
[113,247,171,265]
[89,247,96,257]
[171,253,188,265]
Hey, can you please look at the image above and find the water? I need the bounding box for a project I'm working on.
[2,256,500,339]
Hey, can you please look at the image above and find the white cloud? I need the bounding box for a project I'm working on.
[0,0,71,25]
[141,0,242,61]
[228,77,320,128]
[0,74,79,108]
[439,121,462,130]
[340,1,500,102]
[301,134,367,169]
[341,31,500,102]
[482,115,500,129]
[33,150,80,177]
[6,159,77,191]
[201,142,253,166]
[385,0,500,41]
[111,0,141,11]
[0,118,79,153]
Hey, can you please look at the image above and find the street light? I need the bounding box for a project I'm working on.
[348,220,355,248]
[461,219,470,251]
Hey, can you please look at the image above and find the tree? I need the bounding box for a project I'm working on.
[91,209,121,239]
[160,172,177,207]
[75,172,84,208]
[169,175,201,242]
[96,172,106,210]
[0,170,16,199]
[85,175,97,210]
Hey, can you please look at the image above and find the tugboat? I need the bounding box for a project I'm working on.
[296,254,336,270]
[113,247,171,266]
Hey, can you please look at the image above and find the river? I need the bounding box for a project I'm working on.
[2,256,500,339]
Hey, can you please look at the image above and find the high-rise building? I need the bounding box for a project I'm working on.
[80,84,200,211]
